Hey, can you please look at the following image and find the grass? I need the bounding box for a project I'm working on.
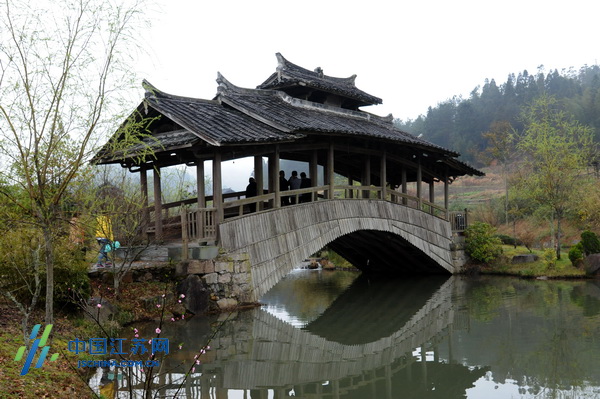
[0,304,96,399]
[479,245,587,278]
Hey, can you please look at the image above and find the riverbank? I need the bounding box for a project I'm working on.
[477,245,588,279]
[0,277,186,399]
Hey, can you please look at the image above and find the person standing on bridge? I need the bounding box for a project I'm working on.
[288,170,301,204]
[279,170,290,206]
[246,177,257,212]
[300,172,312,203]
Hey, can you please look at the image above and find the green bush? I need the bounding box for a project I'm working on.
[542,248,557,269]
[581,231,600,256]
[495,234,521,246]
[568,243,584,266]
[465,222,503,263]
[0,229,90,311]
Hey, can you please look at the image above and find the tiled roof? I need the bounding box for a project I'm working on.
[142,81,299,145]
[257,53,382,106]
[218,74,456,156]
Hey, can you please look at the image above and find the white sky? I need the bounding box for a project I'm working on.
[136,0,600,122]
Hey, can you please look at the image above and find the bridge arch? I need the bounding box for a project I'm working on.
[219,199,457,301]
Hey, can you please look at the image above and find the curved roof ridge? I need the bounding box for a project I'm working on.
[142,79,217,105]
[275,53,358,86]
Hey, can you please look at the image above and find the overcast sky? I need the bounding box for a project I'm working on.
[137,0,599,122]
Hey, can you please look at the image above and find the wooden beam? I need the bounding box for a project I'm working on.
[310,150,318,201]
[196,161,205,208]
[254,155,264,211]
[416,158,422,209]
[429,181,435,203]
[153,167,163,241]
[362,155,370,199]
[140,168,149,234]
[380,149,387,200]
[401,167,407,205]
[213,152,223,223]
[328,141,335,199]
[273,145,281,208]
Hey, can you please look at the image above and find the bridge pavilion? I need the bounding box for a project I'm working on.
[93,53,483,271]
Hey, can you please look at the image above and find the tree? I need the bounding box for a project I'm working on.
[0,0,146,323]
[481,120,516,225]
[515,95,595,260]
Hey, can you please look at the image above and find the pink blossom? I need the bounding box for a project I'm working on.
[156,304,161,308]
[171,317,175,322]
[182,315,185,319]
[96,304,102,308]
[195,360,200,365]
[134,334,139,338]
[178,344,183,350]
[155,328,161,334]
[192,367,195,373]
[180,294,185,299]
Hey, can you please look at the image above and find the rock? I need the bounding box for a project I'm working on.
[177,275,210,315]
[217,298,238,310]
[308,260,319,269]
[511,254,539,264]
[86,297,116,324]
[584,254,600,275]
[321,259,336,270]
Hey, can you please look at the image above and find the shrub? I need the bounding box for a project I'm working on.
[542,248,557,269]
[465,222,503,263]
[495,234,521,246]
[581,231,600,256]
[568,243,584,266]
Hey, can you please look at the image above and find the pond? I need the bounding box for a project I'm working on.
[98,270,600,398]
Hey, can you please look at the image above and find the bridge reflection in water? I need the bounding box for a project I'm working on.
[109,273,486,398]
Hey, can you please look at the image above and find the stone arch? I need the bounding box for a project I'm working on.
[219,199,456,301]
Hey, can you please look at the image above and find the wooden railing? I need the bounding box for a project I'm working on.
[146,186,470,245]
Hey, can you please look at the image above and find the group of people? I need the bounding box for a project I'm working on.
[245,170,313,212]
[279,170,312,205]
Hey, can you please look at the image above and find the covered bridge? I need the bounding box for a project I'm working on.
[93,53,483,290]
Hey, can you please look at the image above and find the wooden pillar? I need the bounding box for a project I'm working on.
[380,150,387,200]
[362,155,371,199]
[347,173,353,199]
[429,180,435,214]
[444,171,449,219]
[140,168,149,234]
[328,141,335,199]
[153,166,163,241]
[310,150,318,201]
[429,181,435,203]
[196,161,205,208]
[416,158,422,209]
[401,166,407,205]
[272,146,281,208]
[213,152,223,223]
[254,155,264,211]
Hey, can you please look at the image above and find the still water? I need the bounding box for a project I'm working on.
[104,270,600,398]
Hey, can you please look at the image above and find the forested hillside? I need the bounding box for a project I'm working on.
[395,65,600,165]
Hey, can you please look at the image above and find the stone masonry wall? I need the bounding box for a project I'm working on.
[177,252,255,310]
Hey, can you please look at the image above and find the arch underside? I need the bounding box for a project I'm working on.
[219,200,455,300]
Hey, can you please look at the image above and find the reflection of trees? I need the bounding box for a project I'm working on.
[459,277,600,395]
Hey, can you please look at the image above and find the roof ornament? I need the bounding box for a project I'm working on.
[314,67,324,78]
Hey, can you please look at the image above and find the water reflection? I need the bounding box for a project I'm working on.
[102,273,600,399]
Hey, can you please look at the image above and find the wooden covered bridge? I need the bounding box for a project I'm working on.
[94,53,482,300]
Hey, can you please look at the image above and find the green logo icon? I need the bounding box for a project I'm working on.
[14,324,59,375]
